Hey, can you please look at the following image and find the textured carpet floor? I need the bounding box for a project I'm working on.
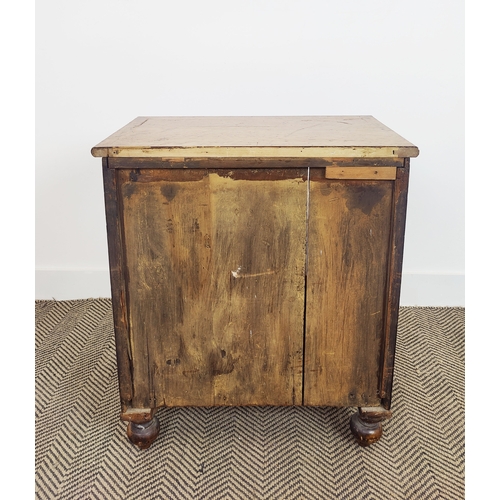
[35,300,464,500]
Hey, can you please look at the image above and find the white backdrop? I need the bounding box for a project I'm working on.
[35,0,464,305]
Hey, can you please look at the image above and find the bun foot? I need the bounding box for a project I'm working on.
[126,416,160,450]
[350,412,383,446]
[350,407,392,447]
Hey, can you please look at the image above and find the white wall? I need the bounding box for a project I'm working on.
[36,0,464,305]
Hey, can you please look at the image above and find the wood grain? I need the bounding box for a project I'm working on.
[91,116,419,158]
[119,168,307,407]
[379,161,410,409]
[107,157,405,170]
[303,174,394,407]
[102,160,133,408]
[95,146,416,159]
[108,157,332,170]
[325,166,397,180]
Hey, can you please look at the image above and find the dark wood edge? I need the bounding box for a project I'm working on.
[379,159,410,410]
[102,159,133,407]
[108,157,405,169]
[118,167,308,183]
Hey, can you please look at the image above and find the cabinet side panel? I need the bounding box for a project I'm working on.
[380,161,410,409]
[120,168,307,407]
[304,178,393,407]
[102,160,133,406]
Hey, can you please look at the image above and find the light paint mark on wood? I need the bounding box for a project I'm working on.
[231,267,276,279]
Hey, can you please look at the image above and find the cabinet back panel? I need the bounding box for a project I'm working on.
[119,169,307,407]
[304,180,393,407]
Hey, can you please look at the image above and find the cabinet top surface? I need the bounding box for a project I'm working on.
[91,116,419,159]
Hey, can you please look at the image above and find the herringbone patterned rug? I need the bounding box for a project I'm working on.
[35,300,465,499]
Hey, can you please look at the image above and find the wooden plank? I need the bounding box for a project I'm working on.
[119,168,307,407]
[108,157,332,170]
[325,166,397,180]
[101,160,133,408]
[94,145,417,159]
[324,158,405,168]
[379,160,410,410]
[303,174,394,407]
[108,157,405,169]
[91,116,419,158]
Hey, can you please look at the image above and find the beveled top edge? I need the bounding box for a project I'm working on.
[91,116,419,158]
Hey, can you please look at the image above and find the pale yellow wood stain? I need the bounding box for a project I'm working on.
[325,166,397,180]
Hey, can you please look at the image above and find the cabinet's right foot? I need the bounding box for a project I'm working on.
[350,407,391,447]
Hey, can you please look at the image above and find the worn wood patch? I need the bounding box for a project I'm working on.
[303,178,394,407]
[108,157,331,170]
[102,161,133,407]
[108,157,404,170]
[325,166,397,180]
[119,169,307,407]
[379,162,410,409]
[325,158,405,168]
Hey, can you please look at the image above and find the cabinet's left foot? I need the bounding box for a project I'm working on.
[350,407,391,447]
[126,416,160,450]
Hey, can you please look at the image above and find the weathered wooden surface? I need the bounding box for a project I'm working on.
[102,160,133,407]
[325,166,397,180]
[379,161,410,409]
[91,116,419,158]
[119,168,307,408]
[303,171,394,407]
[109,157,332,170]
[107,157,406,170]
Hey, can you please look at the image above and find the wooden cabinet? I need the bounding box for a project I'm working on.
[92,116,418,448]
